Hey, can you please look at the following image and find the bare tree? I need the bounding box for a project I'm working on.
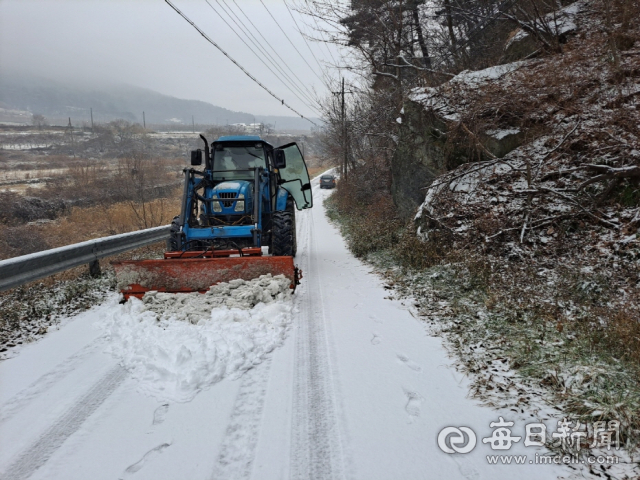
[31,113,48,130]
[113,153,173,229]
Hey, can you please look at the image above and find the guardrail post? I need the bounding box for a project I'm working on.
[89,259,101,278]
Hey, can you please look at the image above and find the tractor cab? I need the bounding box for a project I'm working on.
[173,135,312,254]
[211,138,267,181]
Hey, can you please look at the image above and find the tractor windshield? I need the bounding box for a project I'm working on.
[212,145,266,180]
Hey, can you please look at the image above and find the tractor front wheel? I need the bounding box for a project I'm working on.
[271,210,296,257]
[167,216,183,251]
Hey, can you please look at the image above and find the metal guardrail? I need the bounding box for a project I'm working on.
[0,225,170,292]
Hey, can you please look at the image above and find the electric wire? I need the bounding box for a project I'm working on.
[212,0,319,108]
[257,0,326,85]
[214,0,320,110]
[309,11,340,68]
[282,0,327,77]
[220,0,317,102]
[163,0,319,126]
[205,0,321,115]
[228,0,325,97]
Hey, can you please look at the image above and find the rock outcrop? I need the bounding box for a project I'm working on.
[391,62,528,219]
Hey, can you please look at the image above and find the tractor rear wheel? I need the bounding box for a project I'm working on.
[287,198,297,257]
[167,216,183,251]
[271,210,296,257]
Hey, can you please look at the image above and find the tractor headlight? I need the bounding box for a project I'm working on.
[212,201,222,212]
[234,200,245,212]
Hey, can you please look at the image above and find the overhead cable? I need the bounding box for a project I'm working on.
[212,0,320,111]
[205,0,321,115]
[282,0,328,78]
[163,0,319,126]
[229,0,325,97]
[307,6,340,68]
[211,0,319,109]
[258,0,326,85]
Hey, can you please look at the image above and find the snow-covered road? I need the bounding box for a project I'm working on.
[0,177,571,480]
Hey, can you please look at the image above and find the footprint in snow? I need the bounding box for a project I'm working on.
[403,389,423,420]
[152,403,169,425]
[371,333,381,345]
[456,462,480,480]
[397,354,422,372]
[120,442,172,478]
[369,314,383,324]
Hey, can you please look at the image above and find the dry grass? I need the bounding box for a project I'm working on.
[436,0,640,170]
[324,160,406,258]
[45,193,182,245]
[0,194,181,260]
[0,150,184,259]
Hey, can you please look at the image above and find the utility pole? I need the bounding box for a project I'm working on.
[143,111,146,129]
[332,78,354,179]
[66,117,76,158]
[90,107,94,132]
[341,77,346,179]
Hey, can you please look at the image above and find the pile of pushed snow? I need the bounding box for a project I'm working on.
[100,274,293,402]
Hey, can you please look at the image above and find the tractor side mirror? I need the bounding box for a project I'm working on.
[191,149,203,166]
[274,149,286,169]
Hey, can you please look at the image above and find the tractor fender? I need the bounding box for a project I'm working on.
[275,187,289,212]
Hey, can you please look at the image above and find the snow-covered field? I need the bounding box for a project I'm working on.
[0,177,582,479]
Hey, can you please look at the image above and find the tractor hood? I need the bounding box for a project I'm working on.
[214,181,249,193]
[211,180,253,214]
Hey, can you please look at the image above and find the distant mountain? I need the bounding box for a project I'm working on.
[0,73,319,132]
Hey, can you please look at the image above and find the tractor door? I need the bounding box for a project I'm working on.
[275,142,313,209]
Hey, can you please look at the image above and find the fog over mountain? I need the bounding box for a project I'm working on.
[0,72,319,131]
[0,1,338,126]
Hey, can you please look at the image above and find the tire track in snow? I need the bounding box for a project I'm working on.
[210,358,273,480]
[1,365,127,480]
[0,338,104,423]
[289,197,346,480]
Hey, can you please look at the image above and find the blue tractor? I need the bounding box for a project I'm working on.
[113,135,313,299]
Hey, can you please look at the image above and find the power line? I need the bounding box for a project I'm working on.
[211,0,319,109]
[213,0,320,110]
[308,8,340,68]
[229,0,325,98]
[258,0,326,86]
[205,0,321,115]
[163,0,319,126]
[282,0,327,78]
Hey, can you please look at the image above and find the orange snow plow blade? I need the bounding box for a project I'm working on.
[112,255,300,300]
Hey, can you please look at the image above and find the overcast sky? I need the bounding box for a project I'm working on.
[0,0,345,119]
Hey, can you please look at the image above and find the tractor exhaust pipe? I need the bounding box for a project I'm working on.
[199,134,211,170]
